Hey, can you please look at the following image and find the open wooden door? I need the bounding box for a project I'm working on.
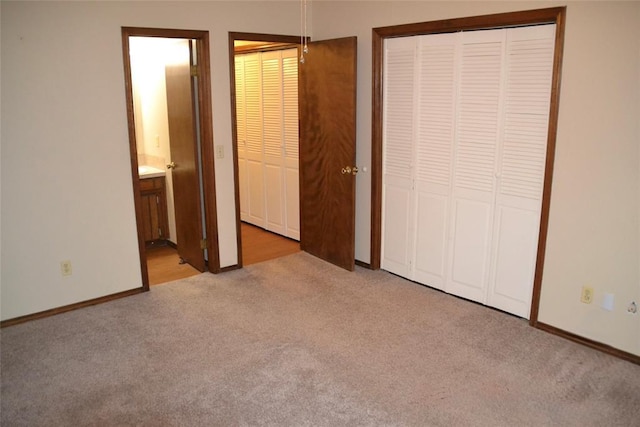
[299,37,357,271]
[165,40,206,272]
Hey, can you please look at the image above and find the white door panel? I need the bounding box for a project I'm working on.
[447,198,492,302]
[488,206,540,317]
[264,163,285,234]
[413,192,448,290]
[238,158,249,221]
[247,159,265,226]
[382,183,413,277]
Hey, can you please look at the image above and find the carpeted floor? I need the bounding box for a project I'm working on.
[1,252,639,426]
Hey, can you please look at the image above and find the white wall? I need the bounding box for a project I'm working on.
[312,0,640,356]
[1,1,638,357]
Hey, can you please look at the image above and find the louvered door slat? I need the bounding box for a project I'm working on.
[262,57,283,159]
[416,37,456,188]
[244,54,262,157]
[383,47,415,181]
[283,53,299,161]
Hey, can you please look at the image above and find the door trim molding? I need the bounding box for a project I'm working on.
[228,32,301,268]
[370,7,566,325]
[121,27,220,290]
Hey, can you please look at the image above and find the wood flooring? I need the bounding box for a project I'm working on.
[146,222,300,286]
[240,223,300,266]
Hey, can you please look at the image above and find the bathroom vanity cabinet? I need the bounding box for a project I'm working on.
[139,176,169,246]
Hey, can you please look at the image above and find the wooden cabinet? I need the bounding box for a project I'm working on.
[139,176,169,246]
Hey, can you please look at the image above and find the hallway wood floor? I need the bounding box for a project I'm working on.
[146,223,300,286]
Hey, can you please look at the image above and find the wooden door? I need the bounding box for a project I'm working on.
[299,37,357,271]
[165,40,206,272]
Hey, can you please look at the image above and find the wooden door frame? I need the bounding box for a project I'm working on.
[369,7,566,324]
[121,27,220,291]
[228,32,301,269]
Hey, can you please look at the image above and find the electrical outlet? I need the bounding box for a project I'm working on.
[627,301,638,315]
[580,286,594,304]
[215,145,224,159]
[60,260,72,276]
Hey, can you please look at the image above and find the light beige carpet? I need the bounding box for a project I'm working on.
[2,252,639,426]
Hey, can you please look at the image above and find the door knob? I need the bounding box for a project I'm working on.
[341,166,359,175]
[166,162,176,170]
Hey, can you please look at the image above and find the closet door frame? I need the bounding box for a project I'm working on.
[371,7,566,325]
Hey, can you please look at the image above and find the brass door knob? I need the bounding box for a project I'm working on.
[341,166,359,175]
[166,162,176,170]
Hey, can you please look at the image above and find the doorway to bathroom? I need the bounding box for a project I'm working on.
[122,27,220,289]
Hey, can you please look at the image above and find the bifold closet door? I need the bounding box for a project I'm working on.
[235,55,249,222]
[237,53,266,227]
[486,25,556,317]
[381,36,417,279]
[412,33,457,291]
[382,24,556,319]
[445,29,505,303]
[262,51,286,235]
[235,49,300,240]
[282,49,300,240]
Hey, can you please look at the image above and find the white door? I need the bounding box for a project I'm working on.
[445,29,505,303]
[382,24,556,319]
[282,49,300,240]
[412,33,458,291]
[235,55,250,222]
[487,25,556,318]
[243,53,267,227]
[235,48,300,240]
[381,36,416,279]
[262,51,286,235]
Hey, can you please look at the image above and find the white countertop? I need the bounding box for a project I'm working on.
[138,165,166,179]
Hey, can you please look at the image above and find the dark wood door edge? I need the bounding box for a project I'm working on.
[0,288,146,328]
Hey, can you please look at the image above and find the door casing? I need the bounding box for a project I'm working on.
[122,27,220,290]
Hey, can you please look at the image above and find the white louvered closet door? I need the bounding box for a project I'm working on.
[282,48,300,240]
[261,51,286,236]
[243,53,266,227]
[382,36,417,278]
[445,29,505,303]
[382,24,556,319]
[412,33,458,290]
[235,55,249,222]
[235,48,300,240]
[487,24,556,318]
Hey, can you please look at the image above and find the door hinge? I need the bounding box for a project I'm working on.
[191,65,199,77]
[200,238,207,250]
